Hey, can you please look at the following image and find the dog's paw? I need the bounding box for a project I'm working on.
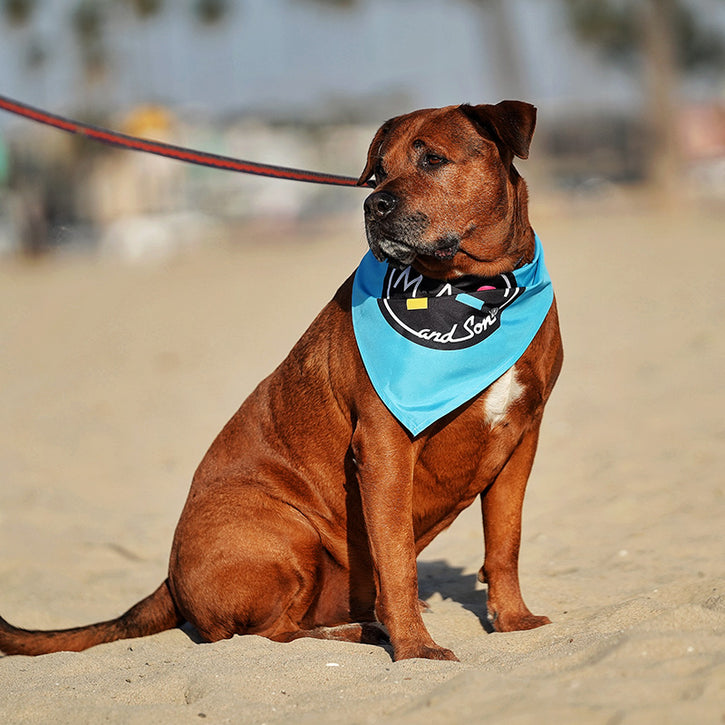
[393,642,459,662]
[490,611,551,632]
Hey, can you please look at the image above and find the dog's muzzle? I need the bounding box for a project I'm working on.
[363,191,459,268]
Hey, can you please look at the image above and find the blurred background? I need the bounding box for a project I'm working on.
[0,0,724,257]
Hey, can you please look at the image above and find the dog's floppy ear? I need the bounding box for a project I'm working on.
[357,120,393,187]
[460,100,537,160]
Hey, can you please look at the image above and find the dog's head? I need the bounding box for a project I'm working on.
[358,101,536,279]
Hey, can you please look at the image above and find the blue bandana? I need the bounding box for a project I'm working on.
[352,234,554,436]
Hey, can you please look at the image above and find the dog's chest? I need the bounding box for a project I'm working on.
[482,366,524,427]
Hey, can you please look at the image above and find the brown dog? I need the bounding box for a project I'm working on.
[0,101,562,661]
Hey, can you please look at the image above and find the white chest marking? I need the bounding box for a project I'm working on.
[483,366,524,427]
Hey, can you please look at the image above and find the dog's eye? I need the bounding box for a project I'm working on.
[423,153,447,168]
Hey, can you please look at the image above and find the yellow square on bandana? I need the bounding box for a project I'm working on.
[406,297,428,310]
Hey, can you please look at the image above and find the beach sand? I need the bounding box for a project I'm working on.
[0,205,723,724]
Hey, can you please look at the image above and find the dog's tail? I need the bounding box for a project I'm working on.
[0,579,182,656]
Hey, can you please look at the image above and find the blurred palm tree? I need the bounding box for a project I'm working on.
[564,0,725,197]
[2,0,35,26]
[193,0,229,24]
[2,0,230,85]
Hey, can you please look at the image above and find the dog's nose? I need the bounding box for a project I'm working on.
[364,191,397,219]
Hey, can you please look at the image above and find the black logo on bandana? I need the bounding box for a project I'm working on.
[378,266,523,351]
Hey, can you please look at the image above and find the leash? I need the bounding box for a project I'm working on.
[0,94,367,188]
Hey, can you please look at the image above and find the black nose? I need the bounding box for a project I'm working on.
[364,191,398,219]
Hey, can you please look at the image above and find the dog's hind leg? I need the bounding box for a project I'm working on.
[168,486,327,644]
[281,622,389,646]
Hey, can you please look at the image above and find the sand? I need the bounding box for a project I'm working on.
[0,205,723,724]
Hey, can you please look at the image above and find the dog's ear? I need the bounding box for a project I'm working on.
[357,120,393,187]
[460,100,537,160]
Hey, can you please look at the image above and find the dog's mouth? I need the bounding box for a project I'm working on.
[371,240,413,267]
[369,235,461,269]
[371,236,461,268]
[365,213,460,269]
[425,236,461,261]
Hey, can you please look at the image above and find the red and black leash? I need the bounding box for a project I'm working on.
[0,94,366,188]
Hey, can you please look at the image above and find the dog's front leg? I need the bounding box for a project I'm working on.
[352,415,458,662]
[478,421,551,632]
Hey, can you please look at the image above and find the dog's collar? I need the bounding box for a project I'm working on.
[351,234,554,435]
